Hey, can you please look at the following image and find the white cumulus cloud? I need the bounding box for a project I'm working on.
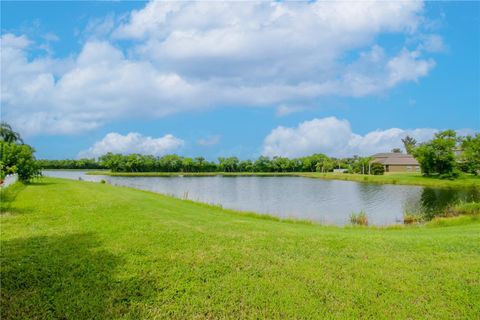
[262,117,440,158]
[79,132,184,158]
[1,1,441,136]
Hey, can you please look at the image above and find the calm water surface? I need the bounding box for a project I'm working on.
[43,170,480,226]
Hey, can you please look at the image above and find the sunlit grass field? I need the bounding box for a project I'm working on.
[1,178,479,319]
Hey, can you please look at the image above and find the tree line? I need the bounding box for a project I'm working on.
[2,120,478,181]
[38,130,479,178]
[37,158,105,170]
[39,153,386,175]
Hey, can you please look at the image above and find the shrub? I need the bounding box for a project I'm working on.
[370,162,385,175]
[403,213,422,224]
[350,211,368,226]
[438,168,461,180]
[0,141,41,182]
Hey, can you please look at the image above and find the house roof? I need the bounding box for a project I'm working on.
[371,153,419,166]
[371,152,411,158]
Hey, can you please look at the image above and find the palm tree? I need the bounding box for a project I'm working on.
[0,122,23,144]
[402,136,417,154]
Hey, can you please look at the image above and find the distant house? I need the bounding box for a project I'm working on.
[371,153,420,173]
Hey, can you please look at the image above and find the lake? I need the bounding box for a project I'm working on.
[43,170,480,226]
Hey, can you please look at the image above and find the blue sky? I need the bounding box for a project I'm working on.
[1,1,479,160]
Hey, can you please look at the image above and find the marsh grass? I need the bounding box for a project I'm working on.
[402,201,480,225]
[350,210,369,226]
[403,213,422,225]
[427,215,480,227]
[442,201,480,217]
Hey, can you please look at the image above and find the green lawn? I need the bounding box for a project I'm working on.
[303,172,480,188]
[1,178,479,319]
[86,171,480,188]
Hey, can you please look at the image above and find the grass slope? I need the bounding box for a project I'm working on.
[1,178,480,319]
[86,171,480,188]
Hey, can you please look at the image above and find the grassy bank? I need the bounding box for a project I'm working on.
[1,178,480,319]
[303,172,480,188]
[86,170,480,188]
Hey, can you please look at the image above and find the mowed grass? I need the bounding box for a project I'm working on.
[305,172,480,189]
[86,171,480,188]
[1,178,479,319]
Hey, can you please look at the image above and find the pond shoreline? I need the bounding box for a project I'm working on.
[83,170,480,189]
[43,170,480,227]
[5,177,480,230]
[2,177,480,318]
[83,178,480,228]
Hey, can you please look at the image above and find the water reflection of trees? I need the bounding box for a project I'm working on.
[420,187,480,220]
[402,190,423,216]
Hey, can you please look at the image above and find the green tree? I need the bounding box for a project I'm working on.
[0,122,23,144]
[99,153,125,172]
[300,154,329,172]
[194,157,206,172]
[402,136,417,154]
[391,148,402,153]
[142,155,157,172]
[315,157,334,173]
[182,157,195,172]
[238,159,254,172]
[413,130,458,178]
[124,154,146,172]
[254,156,272,172]
[0,141,41,182]
[159,155,183,172]
[370,162,385,175]
[460,134,480,175]
[271,157,294,172]
[352,157,372,175]
[218,157,239,172]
